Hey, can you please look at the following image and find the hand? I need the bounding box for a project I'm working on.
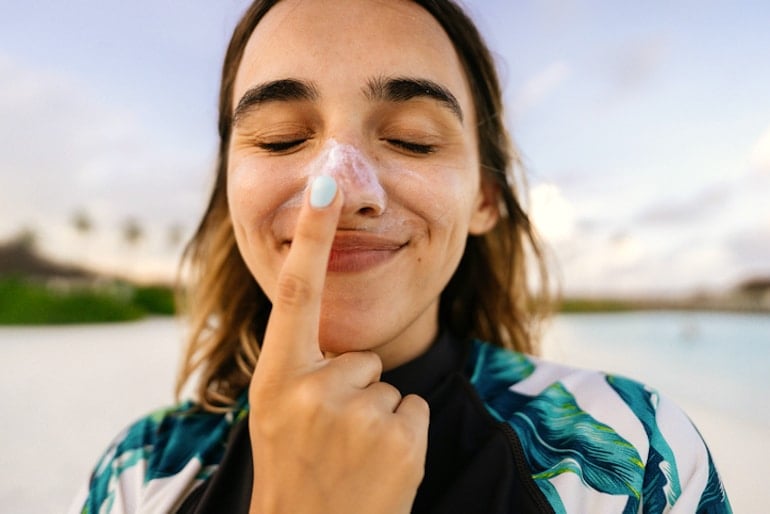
[248,176,430,514]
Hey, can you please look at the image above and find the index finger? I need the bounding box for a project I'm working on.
[258,175,343,373]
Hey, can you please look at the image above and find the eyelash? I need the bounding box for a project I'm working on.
[257,139,308,153]
[386,139,436,155]
[255,138,435,155]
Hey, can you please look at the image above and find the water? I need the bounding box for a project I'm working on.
[541,311,769,513]
[0,313,766,513]
[541,311,770,425]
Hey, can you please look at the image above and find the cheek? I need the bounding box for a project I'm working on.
[388,163,479,232]
[227,157,307,299]
[227,156,303,236]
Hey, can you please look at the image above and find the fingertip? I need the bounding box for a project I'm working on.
[309,175,338,209]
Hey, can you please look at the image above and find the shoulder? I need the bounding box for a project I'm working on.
[73,398,247,514]
[466,340,732,513]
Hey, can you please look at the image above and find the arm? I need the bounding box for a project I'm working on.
[651,395,732,513]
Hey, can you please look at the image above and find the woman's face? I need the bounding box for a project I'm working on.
[228,0,498,367]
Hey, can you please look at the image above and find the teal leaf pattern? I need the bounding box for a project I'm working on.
[622,495,640,514]
[84,396,248,513]
[468,341,731,512]
[505,382,645,499]
[607,375,682,513]
[697,451,733,513]
[147,403,238,481]
[537,478,567,514]
[467,339,535,406]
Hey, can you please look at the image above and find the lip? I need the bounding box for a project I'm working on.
[284,232,407,273]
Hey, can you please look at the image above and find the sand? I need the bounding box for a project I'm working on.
[0,317,762,512]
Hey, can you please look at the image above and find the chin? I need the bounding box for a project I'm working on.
[317,320,383,354]
[317,292,393,348]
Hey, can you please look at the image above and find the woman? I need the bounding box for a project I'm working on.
[71,1,732,512]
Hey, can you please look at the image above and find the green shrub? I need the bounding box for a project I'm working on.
[132,285,176,315]
[559,298,635,313]
[0,277,145,324]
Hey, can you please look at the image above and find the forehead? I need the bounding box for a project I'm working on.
[233,0,473,113]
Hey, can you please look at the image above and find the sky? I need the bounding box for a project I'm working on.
[1,0,768,296]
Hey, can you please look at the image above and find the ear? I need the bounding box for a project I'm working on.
[468,176,500,235]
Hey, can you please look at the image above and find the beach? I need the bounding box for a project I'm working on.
[1,314,766,512]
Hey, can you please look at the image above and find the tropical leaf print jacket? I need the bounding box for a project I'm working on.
[71,335,732,513]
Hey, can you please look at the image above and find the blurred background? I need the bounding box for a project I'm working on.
[1,0,768,299]
[0,0,768,512]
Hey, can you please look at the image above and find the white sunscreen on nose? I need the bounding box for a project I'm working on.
[305,139,386,210]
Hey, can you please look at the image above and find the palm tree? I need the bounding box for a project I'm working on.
[16,226,38,251]
[122,218,143,247]
[71,209,94,269]
[121,217,144,279]
[166,223,185,252]
[72,210,93,237]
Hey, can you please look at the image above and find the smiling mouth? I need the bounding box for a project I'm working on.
[327,245,405,273]
[284,233,407,273]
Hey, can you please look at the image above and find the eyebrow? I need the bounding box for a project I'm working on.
[231,76,464,125]
[232,79,319,124]
[365,76,463,123]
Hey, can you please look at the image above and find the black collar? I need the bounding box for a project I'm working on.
[381,330,466,399]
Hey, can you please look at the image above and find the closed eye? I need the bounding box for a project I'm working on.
[385,139,435,155]
[257,139,308,153]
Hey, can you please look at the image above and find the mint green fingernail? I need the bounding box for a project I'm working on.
[310,175,337,208]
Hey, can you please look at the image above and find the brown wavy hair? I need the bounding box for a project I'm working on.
[175,0,550,411]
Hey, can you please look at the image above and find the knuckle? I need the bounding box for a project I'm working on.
[346,404,379,432]
[293,377,323,407]
[251,376,332,438]
[348,395,384,425]
[275,272,316,308]
[382,423,424,481]
[363,351,384,377]
[339,350,383,377]
[248,394,287,439]
[378,382,401,405]
[250,408,283,439]
[399,427,427,476]
[410,395,431,419]
[388,421,413,448]
[291,377,336,421]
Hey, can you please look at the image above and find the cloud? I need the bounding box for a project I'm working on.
[511,61,571,117]
[725,223,770,276]
[607,232,643,266]
[0,53,212,277]
[530,182,576,242]
[602,36,668,97]
[553,228,740,296]
[634,183,732,227]
[749,125,770,174]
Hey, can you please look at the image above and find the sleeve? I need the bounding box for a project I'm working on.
[650,394,732,514]
[66,420,155,514]
[67,403,236,514]
[605,374,732,513]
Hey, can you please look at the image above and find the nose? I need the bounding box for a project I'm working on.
[319,140,386,217]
